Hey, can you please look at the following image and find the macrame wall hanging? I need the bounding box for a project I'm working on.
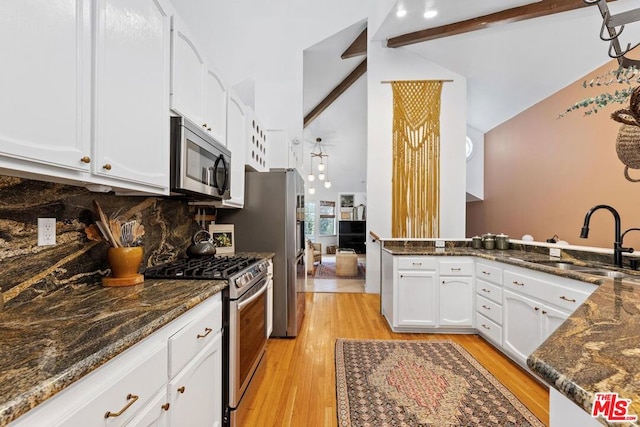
[389,80,444,238]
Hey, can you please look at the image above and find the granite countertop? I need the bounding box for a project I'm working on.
[0,252,274,426]
[382,241,640,425]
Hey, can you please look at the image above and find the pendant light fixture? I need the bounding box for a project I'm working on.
[307,137,331,193]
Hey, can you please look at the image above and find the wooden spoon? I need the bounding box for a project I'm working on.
[93,200,119,247]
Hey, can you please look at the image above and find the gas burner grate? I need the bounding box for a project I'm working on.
[144,255,259,280]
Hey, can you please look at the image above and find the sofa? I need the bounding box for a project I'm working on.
[306,241,322,274]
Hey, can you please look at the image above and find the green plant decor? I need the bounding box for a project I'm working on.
[559,65,640,118]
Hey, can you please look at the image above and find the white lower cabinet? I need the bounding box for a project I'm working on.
[503,289,572,369]
[439,277,473,326]
[168,334,222,427]
[124,389,169,427]
[396,270,437,327]
[11,294,222,427]
[439,258,474,327]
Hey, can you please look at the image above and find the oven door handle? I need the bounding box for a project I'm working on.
[238,280,268,311]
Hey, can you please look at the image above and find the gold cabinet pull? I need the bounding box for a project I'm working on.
[103,163,112,170]
[451,267,461,271]
[105,393,139,418]
[512,281,524,286]
[481,288,490,293]
[197,327,212,339]
[482,305,491,310]
[560,296,576,302]
[481,324,490,330]
[80,156,91,163]
[162,402,170,411]
[202,123,208,128]
[482,271,490,275]
[178,386,186,394]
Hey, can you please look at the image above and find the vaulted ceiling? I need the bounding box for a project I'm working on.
[304,0,640,134]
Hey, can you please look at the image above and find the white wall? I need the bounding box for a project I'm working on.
[365,2,467,293]
[466,125,484,201]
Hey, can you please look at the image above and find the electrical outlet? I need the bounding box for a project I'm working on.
[435,240,445,248]
[549,247,561,257]
[37,218,56,246]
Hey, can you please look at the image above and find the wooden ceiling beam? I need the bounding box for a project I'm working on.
[387,0,617,48]
[341,28,367,59]
[304,58,367,128]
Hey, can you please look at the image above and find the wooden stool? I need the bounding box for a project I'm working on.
[336,250,358,277]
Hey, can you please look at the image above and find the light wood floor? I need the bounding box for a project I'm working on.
[303,254,366,293]
[237,292,549,426]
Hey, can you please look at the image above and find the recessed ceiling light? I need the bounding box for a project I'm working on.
[424,10,438,18]
[397,8,407,18]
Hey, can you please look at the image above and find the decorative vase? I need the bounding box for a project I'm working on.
[102,246,144,286]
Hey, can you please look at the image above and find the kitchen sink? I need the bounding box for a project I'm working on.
[528,260,636,279]
[577,269,629,279]
[530,261,593,271]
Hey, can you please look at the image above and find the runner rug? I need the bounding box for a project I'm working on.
[335,339,544,427]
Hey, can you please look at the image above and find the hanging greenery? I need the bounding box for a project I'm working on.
[559,65,640,118]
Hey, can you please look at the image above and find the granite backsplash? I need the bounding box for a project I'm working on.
[0,176,202,308]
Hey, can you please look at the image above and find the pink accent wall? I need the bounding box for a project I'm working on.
[467,60,640,251]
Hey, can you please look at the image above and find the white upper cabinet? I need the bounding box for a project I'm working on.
[221,90,246,208]
[171,17,205,126]
[94,0,171,189]
[203,66,228,146]
[0,0,92,172]
[0,0,172,194]
[171,17,227,145]
[246,109,268,171]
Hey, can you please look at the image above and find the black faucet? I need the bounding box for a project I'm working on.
[579,204,633,268]
[621,228,640,269]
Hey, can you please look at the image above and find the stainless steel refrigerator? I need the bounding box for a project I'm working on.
[220,169,305,337]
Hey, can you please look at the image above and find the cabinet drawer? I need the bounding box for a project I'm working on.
[168,294,222,378]
[476,279,502,304]
[61,343,167,427]
[504,270,547,298]
[476,313,502,346]
[545,284,591,312]
[439,259,473,276]
[397,256,437,270]
[476,295,502,325]
[476,262,502,285]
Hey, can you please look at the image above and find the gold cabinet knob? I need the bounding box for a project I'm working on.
[103,164,112,170]
[177,386,186,394]
[80,156,91,163]
[161,403,170,411]
[202,123,208,128]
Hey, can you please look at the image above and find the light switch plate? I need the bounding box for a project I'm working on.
[37,218,56,246]
[549,247,561,257]
[435,240,445,248]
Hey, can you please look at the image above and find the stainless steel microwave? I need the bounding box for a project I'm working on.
[170,116,231,200]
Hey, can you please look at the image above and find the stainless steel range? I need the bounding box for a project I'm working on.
[145,254,269,427]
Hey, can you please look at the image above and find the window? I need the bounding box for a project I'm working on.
[465,136,474,160]
[319,200,336,236]
[304,202,316,240]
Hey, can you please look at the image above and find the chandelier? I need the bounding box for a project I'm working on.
[307,137,331,194]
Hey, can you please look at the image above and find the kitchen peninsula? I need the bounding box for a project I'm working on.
[378,237,640,427]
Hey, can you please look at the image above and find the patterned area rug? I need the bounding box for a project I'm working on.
[315,262,366,280]
[335,339,544,427]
